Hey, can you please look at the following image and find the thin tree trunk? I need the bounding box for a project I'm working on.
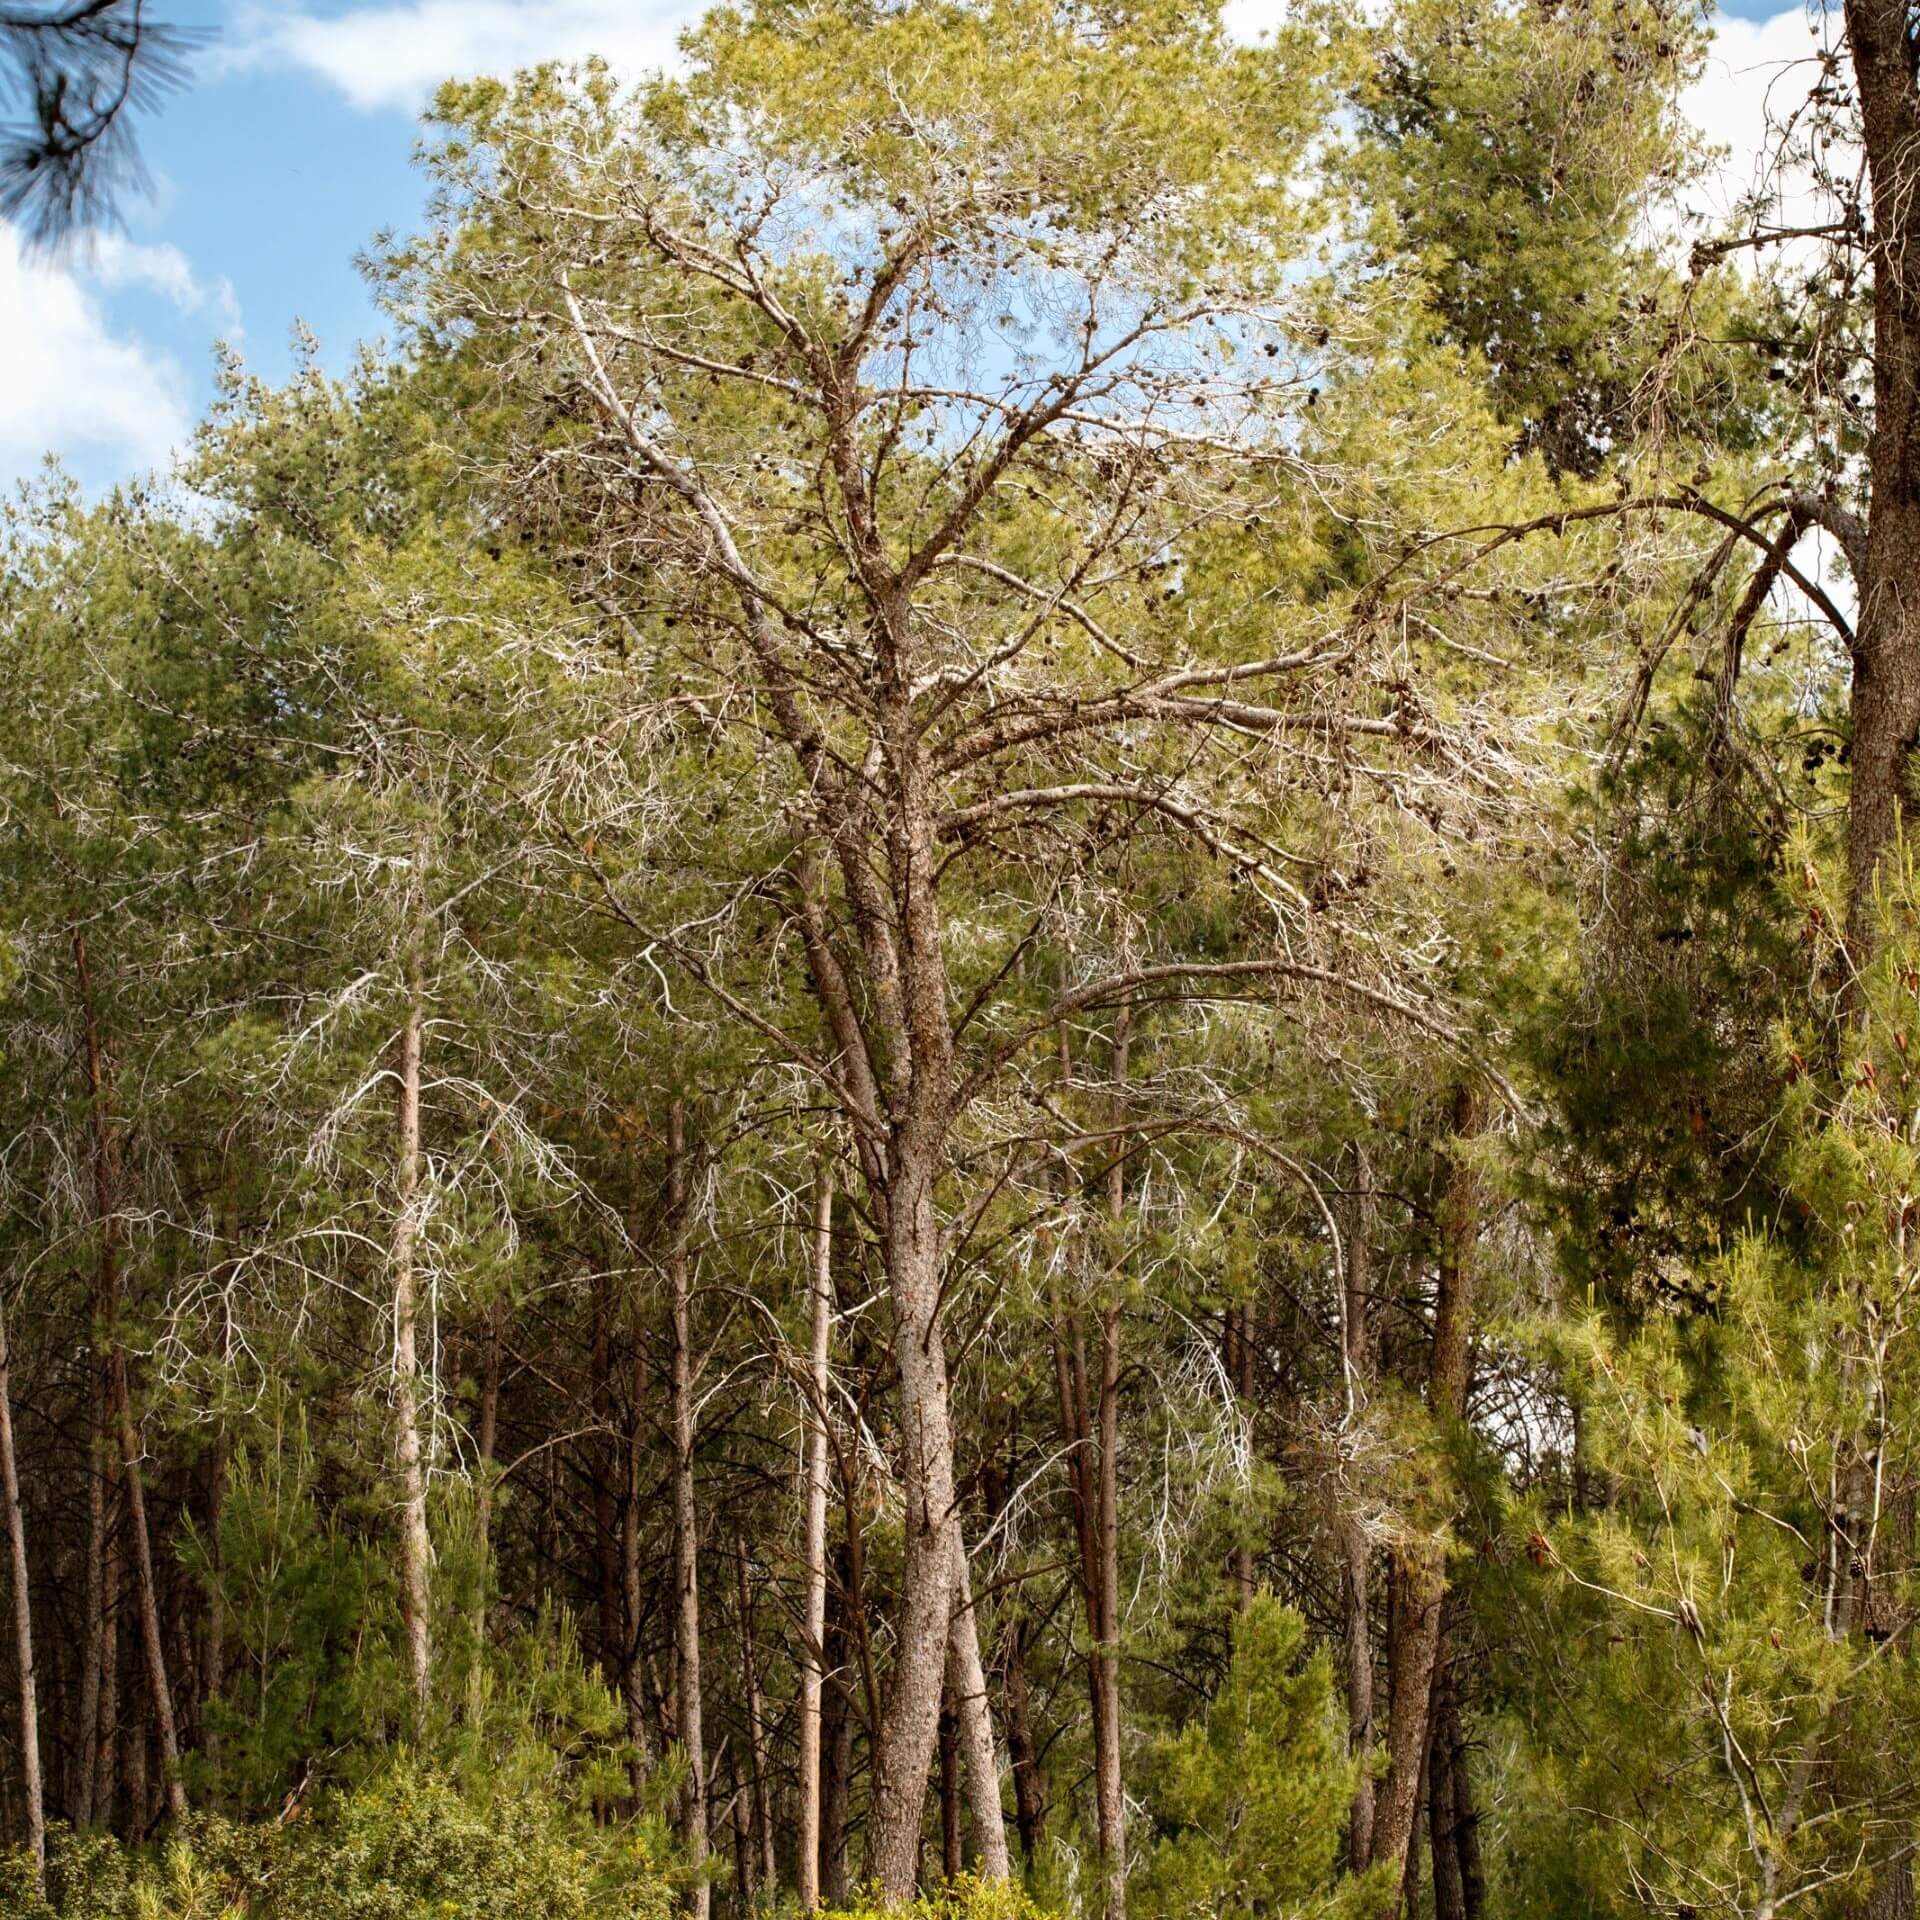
[391,893,434,1717]
[75,1365,107,1828]
[1428,1646,1465,1920]
[1091,1009,1130,1920]
[0,1287,44,1886]
[468,1293,504,1721]
[94,1518,119,1830]
[798,1164,833,1910]
[112,1349,185,1818]
[1339,1143,1378,1871]
[938,1683,962,1879]
[72,923,186,1823]
[947,1526,1011,1880]
[669,1101,710,1920]
[735,1537,775,1892]
[1000,1610,1045,1865]
[821,1578,854,1909]
[594,1275,622,1697]
[1369,1090,1480,1886]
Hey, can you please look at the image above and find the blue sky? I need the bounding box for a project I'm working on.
[0,0,1830,494]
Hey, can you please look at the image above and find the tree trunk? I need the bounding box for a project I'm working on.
[735,1537,776,1893]
[1000,1611,1045,1864]
[863,1147,964,1897]
[1369,1087,1479,1885]
[469,1293,504,1722]
[669,1100,710,1920]
[821,1563,855,1909]
[625,1294,654,1786]
[947,1525,1011,1880]
[938,1684,962,1879]
[1427,1648,1465,1920]
[112,1349,185,1819]
[1091,1009,1130,1920]
[798,1165,834,1910]
[391,900,434,1718]
[75,1365,107,1828]
[1843,0,1920,970]
[0,1287,44,1887]
[1340,1144,1378,1872]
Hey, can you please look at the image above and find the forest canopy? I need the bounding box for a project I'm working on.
[0,0,1913,1917]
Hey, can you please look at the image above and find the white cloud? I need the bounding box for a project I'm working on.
[234,0,701,113]
[87,233,245,340]
[0,223,196,483]
[1683,7,1845,228]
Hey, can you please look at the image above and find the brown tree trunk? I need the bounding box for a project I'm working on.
[625,1299,654,1784]
[0,1288,44,1887]
[391,903,434,1718]
[669,1101,710,1920]
[1843,0,1920,972]
[75,1370,107,1828]
[735,1537,776,1893]
[1428,1649,1465,1920]
[863,1148,964,1897]
[111,1349,185,1819]
[469,1293,504,1721]
[947,1525,1011,1880]
[1340,1144,1378,1871]
[1000,1612,1045,1865]
[798,1165,834,1910]
[1369,1087,1479,1886]
[821,1563,855,1909]
[938,1684,962,1879]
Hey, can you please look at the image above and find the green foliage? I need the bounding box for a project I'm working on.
[8,1764,675,1920]
[823,1874,1061,1920]
[1134,1596,1388,1920]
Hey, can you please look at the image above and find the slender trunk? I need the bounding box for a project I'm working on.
[735,1538,776,1892]
[201,1429,227,1770]
[1227,1306,1256,1605]
[625,1274,655,1784]
[1091,1010,1130,1920]
[72,925,186,1822]
[821,1558,854,1908]
[1427,1646,1465,1920]
[75,1365,107,1827]
[798,1165,834,1909]
[1340,1144,1378,1871]
[1001,1613,1045,1863]
[468,1294,504,1721]
[669,1101,710,1920]
[938,1683,962,1879]
[391,895,434,1717]
[1369,1087,1479,1885]
[0,1288,44,1886]
[112,1349,185,1818]
[947,1525,1011,1880]
[594,1277,622,1697]
[94,1518,119,1830]
[727,1738,756,1912]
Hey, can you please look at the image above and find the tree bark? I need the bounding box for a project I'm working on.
[391,895,434,1718]
[1369,1087,1480,1886]
[111,1348,185,1819]
[1340,1144,1378,1872]
[863,1145,964,1897]
[947,1525,1011,1880]
[798,1165,834,1910]
[1843,0,1920,971]
[938,1683,962,1879]
[668,1101,710,1920]
[0,1287,44,1887]
[735,1537,776,1893]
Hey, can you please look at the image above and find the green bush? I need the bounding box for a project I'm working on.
[823,1873,1060,1920]
[6,1763,675,1920]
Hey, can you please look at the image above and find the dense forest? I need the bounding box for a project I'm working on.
[0,0,1915,1914]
